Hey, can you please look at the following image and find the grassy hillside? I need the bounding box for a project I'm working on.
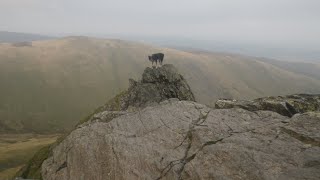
[259,58,320,80]
[0,134,59,180]
[1,36,320,133]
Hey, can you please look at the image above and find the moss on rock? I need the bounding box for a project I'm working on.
[15,145,52,179]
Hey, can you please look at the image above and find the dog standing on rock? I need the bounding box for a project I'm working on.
[148,53,164,67]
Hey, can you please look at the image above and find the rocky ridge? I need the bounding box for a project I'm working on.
[42,101,320,180]
[17,64,320,180]
[215,94,320,117]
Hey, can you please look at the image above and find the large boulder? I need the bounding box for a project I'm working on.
[41,100,320,180]
[103,64,195,111]
[215,94,320,117]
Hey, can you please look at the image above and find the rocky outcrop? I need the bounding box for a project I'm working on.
[77,64,195,126]
[41,100,320,180]
[103,64,195,111]
[17,65,320,180]
[16,64,196,179]
[215,94,320,117]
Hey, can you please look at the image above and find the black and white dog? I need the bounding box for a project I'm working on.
[148,53,164,67]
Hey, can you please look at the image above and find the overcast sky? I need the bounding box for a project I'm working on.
[1,0,320,49]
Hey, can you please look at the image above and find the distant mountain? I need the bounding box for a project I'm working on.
[0,36,320,133]
[258,58,320,80]
[0,31,54,43]
[108,34,320,63]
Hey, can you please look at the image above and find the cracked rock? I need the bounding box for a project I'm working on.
[41,101,320,180]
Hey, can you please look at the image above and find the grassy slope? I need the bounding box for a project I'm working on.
[0,36,320,133]
[0,165,23,180]
[0,134,59,179]
[259,58,320,80]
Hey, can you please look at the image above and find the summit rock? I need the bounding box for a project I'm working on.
[103,64,195,111]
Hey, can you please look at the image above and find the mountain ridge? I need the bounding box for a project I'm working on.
[1,36,320,133]
[0,31,54,43]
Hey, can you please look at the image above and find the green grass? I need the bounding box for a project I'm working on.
[0,134,59,179]
[0,165,23,180]
[16,145,52,180]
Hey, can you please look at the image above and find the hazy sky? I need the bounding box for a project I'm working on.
[1,0,320,49]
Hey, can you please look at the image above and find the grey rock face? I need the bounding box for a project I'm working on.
[132,64,195,106]
[141,64,183,83]
[42,100,320,180]
[215,94,320,117]
[104,64,195,111]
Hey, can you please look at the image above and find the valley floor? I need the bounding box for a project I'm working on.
[0,133,60,180]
